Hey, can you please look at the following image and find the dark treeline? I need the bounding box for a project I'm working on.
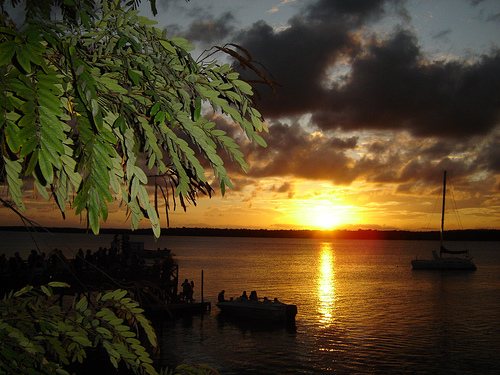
[1,226,499,241]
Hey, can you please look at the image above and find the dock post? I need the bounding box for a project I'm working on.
[201,270,204,303]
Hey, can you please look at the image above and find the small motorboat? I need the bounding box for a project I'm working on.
[216,297,297,326]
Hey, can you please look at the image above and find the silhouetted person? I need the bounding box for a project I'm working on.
[240,291,248,300]
[27,250,40,268]
[181,279,192,302]
[218,290,226,302]
[14,252,25,269]
[74,249,84,270]
[85,249,94,265]
[249,290,258,301]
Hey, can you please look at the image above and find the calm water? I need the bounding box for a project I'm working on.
[1,232,500,374]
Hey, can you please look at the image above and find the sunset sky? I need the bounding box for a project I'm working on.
[2,0,500,232]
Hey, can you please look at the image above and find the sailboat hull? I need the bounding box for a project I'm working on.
[411,257,476,270]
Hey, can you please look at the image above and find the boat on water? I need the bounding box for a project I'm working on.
[216,295,297,325]
[411,171,476,271]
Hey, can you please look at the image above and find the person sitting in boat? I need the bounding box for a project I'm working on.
[240,291,248,300]
[249,290,258,301]
[218,290,226,302]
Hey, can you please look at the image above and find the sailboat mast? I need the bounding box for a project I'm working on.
[440,170,447,254]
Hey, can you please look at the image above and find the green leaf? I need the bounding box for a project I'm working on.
[0,40,17,66]
[48,281,70,288]
[5,120,22,153]
[233,79,253,95]
[159,39,175,53]
[88,191,100,235]
[193,96,201,121]
[90,98,98,117]
[150,102,160,116]
[200,86,219,98]
[127,69,141,86]
[170,37,188,46]
[38,90,62,115]
[75,64,85,76]
[75,296,88,311]
[138,185,149,207]
[38,148,54,183]
[251,113,263,131]
[41,285,52,297]
[71,335,92,347]
[16,45,32,73]
[253,133,267,147]
[18,111,37,129]
[100,76,128,94]
[35,179,50,200]
[218,83,233,90]
[20,136,39,158]
[226,72,239,80]
[4,157,25,211]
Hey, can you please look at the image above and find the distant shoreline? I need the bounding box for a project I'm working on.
[1,226,499,241]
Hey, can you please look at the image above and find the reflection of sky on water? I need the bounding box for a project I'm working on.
[317,242,337,327]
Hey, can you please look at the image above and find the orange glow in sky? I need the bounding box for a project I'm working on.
[1,176,498,231]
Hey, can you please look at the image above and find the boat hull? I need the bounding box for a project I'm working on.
[411,257,476,270]
[216,300,297,325]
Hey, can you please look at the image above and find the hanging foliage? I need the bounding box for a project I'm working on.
[0,0,268,237]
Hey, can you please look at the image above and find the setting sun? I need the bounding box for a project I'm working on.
[305,202,355,230]
[311,208,343,230]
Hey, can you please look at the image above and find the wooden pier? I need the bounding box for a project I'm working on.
[1,235,211,319]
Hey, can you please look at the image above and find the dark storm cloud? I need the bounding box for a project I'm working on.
[232,0,393,117]
[315,30,500,138]
[234,0,390,118]
[233,1,500,140]
[235,18,356,118]
[182,12,235,44]
[156,1,237,44]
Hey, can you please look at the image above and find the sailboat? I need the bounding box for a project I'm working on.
[411,171,477,270]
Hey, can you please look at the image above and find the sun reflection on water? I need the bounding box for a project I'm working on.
[317,242,337,327]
